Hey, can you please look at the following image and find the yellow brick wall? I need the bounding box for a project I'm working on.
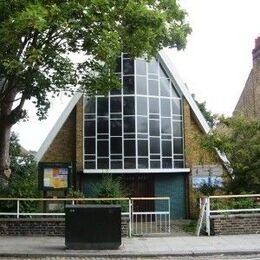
[41,109,76,163]
[183,99,222,218]
[75,97,84,188]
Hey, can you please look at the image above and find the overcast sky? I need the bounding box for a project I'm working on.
[13,0,260,151]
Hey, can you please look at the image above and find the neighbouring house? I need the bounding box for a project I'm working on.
[36,50,225,219]
[233,37,260,119]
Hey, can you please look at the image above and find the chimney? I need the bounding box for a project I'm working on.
[252,37,260,60]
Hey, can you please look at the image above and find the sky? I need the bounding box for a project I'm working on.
[13,0,260,151]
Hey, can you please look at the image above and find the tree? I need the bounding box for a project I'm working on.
[192,94,217,127]
[203,116,260,194]
[0,0,191,182]
[0,133,40,212]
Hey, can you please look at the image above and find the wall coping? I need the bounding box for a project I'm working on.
[211,213,260,219]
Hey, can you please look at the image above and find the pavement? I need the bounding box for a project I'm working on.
[0,234,260,258]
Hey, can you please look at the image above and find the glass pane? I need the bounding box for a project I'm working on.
[138,140,148,156]
[136,59,147,75]
[123,97,135,115]
[173,121,182,137]
[148,80,159,96]
[85,138,95,154]
[115,57,121,73]
[172,99,181,114]
[174,138,183,154]
[136,76,147,95]
[161,98,171,117]
[97,117,108,133]
[171,83,180,97]
[111,137,122,153]
[137,117,148,133]
[148,59,158,74]
[111,161,122,169]
[150,137,160,153]
[162,158,172,168]
[97,97,108,116]
[124,116,135,132]
[85,120,95,136]
[149,74,158,80]
[124,140,136,156]
[124,133,135,138]
[124,158,136,169]
[138,133,148,139]
[138,158,148,168]
[97,158,109,169]
[85,98,96,114]
[160,78,170,97]
[161,118,171,134]
[111,155,122,159]
[174,160,184,168]
[137,96,147,115]
[159,64,169,78]
[149,120,159,136]
[123,59,134,74]
[110,84,121,95]
[85,161,96,169]
[149,98,159,114]
[150,160,160,168]
[98,141,108,156]
[123,76,134,94]
[162,141,172,156]
[110,97,121,113]
[85,155,95,160]
[110,120,122,136]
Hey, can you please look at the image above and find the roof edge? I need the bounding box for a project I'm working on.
[35,92,82,162]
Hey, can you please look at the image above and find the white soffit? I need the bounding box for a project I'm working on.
[158,49,211,134]
[35,92,82,162]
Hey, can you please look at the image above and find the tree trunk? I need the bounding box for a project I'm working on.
[0,81,18,186]
[0,122,12,186]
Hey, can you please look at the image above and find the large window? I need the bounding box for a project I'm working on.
[84,54,184,170]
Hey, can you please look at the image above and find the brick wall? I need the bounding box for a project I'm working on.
[233,56,260,120]
[212,214,260,235]
[41,109,76,163]
[0,217,129,237]
[183,99,222,218]
[183,99,219,167]
[40,96,84,189]
[75,96,84,173]
[0,219,65,236]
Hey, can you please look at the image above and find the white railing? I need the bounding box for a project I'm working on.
[0,196,171,237]
[131,197,171,235]
[198,194,260,236]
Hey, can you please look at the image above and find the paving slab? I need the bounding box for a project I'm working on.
[0,234,259,258]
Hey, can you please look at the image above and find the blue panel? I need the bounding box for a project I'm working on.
[82,175,102,197]
[155,173,186,219]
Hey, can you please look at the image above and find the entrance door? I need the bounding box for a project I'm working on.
[122,174,154,214]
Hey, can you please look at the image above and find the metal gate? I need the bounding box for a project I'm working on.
[130,197,171,236]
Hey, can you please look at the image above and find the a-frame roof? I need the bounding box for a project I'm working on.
[36,50,212,162]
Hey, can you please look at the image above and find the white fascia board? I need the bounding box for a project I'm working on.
[83,168,190,174]
[158,49,211,134]
[35,92,82,162]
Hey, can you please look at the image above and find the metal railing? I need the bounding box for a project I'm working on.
[131,197,171,235]
[0,196,171,237]
[198,194,260,236]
